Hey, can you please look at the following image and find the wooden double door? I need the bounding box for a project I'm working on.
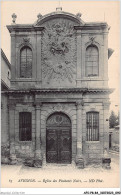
[46,113,72,164]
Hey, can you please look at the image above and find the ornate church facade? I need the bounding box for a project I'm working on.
[2,8,113,168]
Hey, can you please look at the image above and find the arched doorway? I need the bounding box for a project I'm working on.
[46,112,72,164]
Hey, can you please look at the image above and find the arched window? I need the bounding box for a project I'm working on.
[20,46,32,78]
[86,112,99,141]
[85,46,99,77]
[19,112,32,141]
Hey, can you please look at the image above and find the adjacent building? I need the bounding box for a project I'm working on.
[1,49,11,163]
[109,125,120,152]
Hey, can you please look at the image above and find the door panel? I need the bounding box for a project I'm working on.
[46,128,71,163]
[59,130,71,163]
[46,130,58,163]
[46,112,72,164]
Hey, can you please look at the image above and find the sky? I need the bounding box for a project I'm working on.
[1,1,120,113]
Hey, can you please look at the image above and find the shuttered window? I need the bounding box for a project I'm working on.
[86,112,99,141]
[85,46,99,77]
[20,47,32,78]
[19,112,32,141]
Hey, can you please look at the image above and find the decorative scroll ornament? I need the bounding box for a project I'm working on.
[76,100,84,109]
[47,113,71,126]
[51,103,67,111]
[89,36,96,44]
[42,19,76,83]
[23,38,30,43]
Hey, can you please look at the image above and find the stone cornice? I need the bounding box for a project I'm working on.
[1,80,10,90]
[74,22,108,31]
[7,22,108,33]
[87,88,114,94]
[7,11,108,33]
[7,25,44,33]
[3,88,114,95]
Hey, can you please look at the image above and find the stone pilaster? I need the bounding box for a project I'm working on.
[103,32,108,80]
[76,29,82,87]
[9,103,17,164]
[34,103,42,167]
[75,100,84,168]
[11,31,16,80]
[36,31,42,87]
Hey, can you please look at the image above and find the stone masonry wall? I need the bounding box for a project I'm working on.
[82,102,105,164]
[1,94,9,163]
[14,103,36,161]
[13,102,77,163]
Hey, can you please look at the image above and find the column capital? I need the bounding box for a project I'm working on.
[103,101,110,109]
[34,102,42,110]
[8,103,16,110]
[36,31,42,35]
[76,29,82,36]
[10,31,16,37]
[76,100,84,109]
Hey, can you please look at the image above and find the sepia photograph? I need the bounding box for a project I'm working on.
[1,0,120,193]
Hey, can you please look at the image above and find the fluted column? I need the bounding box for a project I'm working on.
[34,103,42,167]
[9,103,17,164]
[75,100,84,168]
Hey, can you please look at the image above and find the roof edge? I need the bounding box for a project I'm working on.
[1,49,11,69]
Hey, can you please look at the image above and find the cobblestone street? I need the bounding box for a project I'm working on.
[1,151,120,188]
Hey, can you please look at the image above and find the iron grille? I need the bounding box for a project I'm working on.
[19,112,32,141]
[86,112,99,141]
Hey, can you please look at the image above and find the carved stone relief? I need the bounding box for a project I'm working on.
[23,37,30,43]
[51,103,68,112]
[41,18,77,84]
[89,36,96,44]
[47,112,71,126]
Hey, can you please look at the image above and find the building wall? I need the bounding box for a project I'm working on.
[7,91,110,165]
[112,130,119,146]
[1,94,10,163]
[8,13,109,90]
[1,50,11,163]
[1,94,9,144]
[14,103,35,160]
[109,129,119,152]
[11,101,77,162]
[3,11,112,166]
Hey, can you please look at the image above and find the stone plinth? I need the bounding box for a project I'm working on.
[102,158,111,169]
[75,156,84,169]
